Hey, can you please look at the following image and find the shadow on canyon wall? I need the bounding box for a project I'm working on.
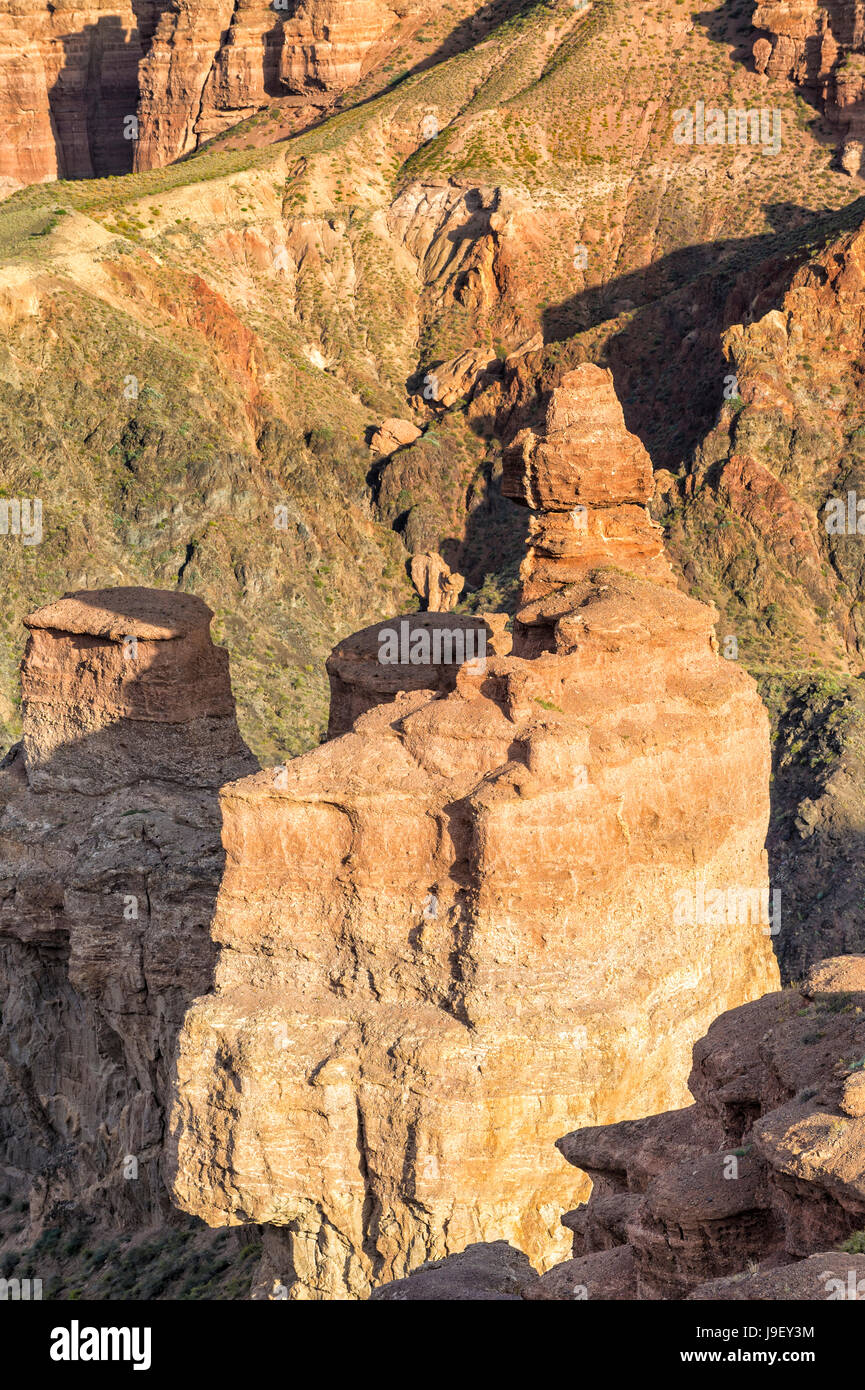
[48,15,144,179]
[536,197,865,469]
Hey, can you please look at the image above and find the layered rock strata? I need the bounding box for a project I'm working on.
[133,0,429,168]
[0,588,256,1228]
[133,0,288,169]
[408,550,465,612]
[168,364,780,1298]
[370,955,865,1300]
[0,0,435,187]
[278,0,406,95]
[503,365,677,628]
[0,0,153,196]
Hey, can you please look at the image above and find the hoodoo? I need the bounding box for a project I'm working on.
[168,365,780,1298]
[0,589,256,1227]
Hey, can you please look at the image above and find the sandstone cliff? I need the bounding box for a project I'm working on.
[133,0,287,169]
[133,0,429,168]
[0,0,432,186]
[168,365,779,1298]
[278,0,412,95]
[373,955,865,1299]
[753,0,865,165]
[0,0,152,196]
[0,588,256,1235]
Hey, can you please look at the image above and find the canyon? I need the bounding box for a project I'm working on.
[5,0,865,201]
[0,0,437,194]
[1,0,865,1306]
[2,366,787,1299]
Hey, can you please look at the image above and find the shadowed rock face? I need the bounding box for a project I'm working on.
[753,1,865,156]
[22,588,252,794]
[0,588,256,1230]
[0,1,156,196]
[325,610,508,737]
[168,365,779,1299]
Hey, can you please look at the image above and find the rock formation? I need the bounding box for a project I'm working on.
[0,0,151,196]
[278,0,408,95]
[416,349,494,410]
[21,589,252,794]
[408,550,465,610]
[503,363,677,615]
[133,0,288,169]
[0,588,256,1229]
[523,954,865,1300]
[0,0,433,187]
[167,364,779,1298]
[368,955,865,1300]
[326,611,504,738]
[370,1239,540,1300]
[752,0,865,152]
[369,418,422,456]
[133,0,431,168]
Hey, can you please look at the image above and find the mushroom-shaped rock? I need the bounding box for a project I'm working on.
[22,587,254,793]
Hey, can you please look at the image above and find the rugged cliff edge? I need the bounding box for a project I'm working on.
[0,0,156,196]
[754,0,865,170]
[167,365,779,1298]
[535,953,865,1300]
[0,0,434,191]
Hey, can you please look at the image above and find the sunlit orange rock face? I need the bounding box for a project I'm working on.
[0,0,432,187]
[133,0,286,169]
[503,364,677,616]
[523,955,865,1301]
[133,0,423,169]
[753,1,865,149]
[278,0,405,94]
[169,364,779,1299]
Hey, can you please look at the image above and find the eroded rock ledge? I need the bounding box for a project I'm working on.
[168,364,779,1299]
[530,953,865,1300]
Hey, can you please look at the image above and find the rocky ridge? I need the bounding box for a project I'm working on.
[167,365,779,1298]
[531,953,865,1300]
